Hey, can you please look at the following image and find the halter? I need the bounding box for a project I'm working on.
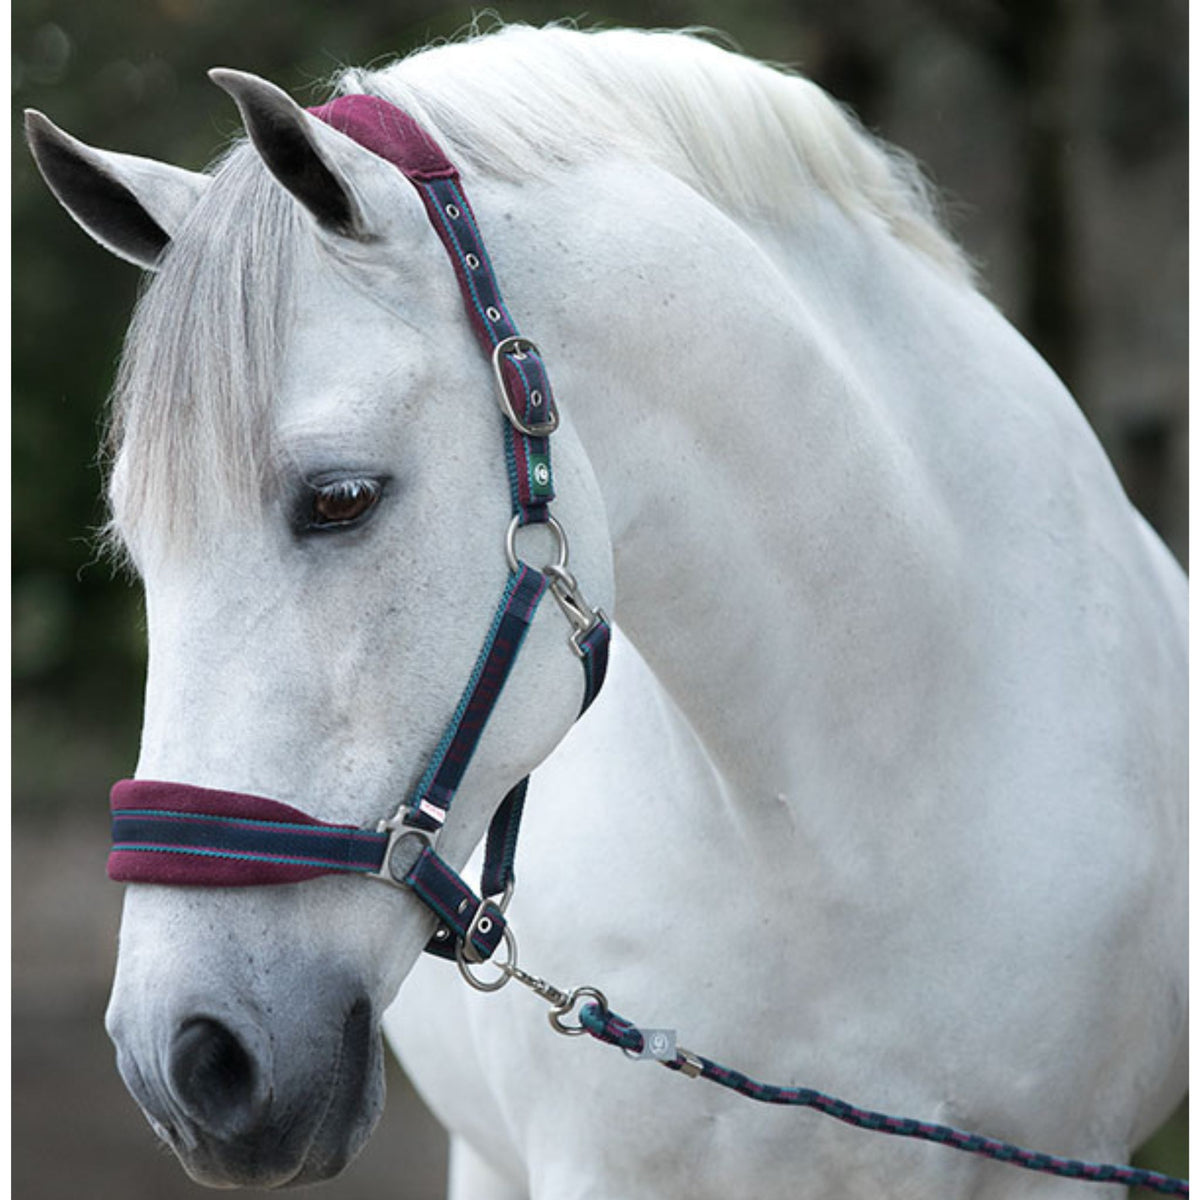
[108,95,611,967]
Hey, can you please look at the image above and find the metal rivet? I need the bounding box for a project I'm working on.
[434,927,449,940]
[445,203,461,218]
[486,306,502,322]
[465,253,480,269]
[477,916,493,935]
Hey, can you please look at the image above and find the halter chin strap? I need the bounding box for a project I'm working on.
[108,95,611,965]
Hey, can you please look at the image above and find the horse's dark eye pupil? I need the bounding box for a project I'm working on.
[310,480,379,528]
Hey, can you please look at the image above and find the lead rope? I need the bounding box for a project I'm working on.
[460,951,1189,1195]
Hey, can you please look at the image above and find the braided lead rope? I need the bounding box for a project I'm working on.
[578,1004,1188,1196]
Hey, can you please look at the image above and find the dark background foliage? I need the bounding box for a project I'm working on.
[11,1,1186,1196]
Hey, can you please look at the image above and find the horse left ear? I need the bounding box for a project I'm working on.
[24,110,210,270]
[209,68,373,240]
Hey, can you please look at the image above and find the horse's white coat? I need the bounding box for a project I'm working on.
[27,25,1185,1199]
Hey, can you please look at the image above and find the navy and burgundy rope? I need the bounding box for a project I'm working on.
[580,1004,1188,1195]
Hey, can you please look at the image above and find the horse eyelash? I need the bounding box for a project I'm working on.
[298,475,386,533]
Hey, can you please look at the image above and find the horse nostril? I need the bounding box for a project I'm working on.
[170,1017,266,1137]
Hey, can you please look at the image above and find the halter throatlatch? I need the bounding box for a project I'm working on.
[108,95,611,965]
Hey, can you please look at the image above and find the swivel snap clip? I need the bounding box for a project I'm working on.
[544,564,606,657]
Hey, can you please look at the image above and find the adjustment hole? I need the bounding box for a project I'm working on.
[486,306,502,322]
[465,253,480,269]
[445,203,461,219]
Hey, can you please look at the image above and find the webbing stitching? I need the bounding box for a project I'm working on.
[110,844,378,871]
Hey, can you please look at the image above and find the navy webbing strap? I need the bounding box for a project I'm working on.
[480,778,528,900]
[308,95,557,528]
[403,565,548,834]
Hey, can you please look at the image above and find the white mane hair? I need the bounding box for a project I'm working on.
[107,23,970,557]
[338,24,971,278]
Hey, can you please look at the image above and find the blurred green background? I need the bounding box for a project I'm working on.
[12,1,1187,1196]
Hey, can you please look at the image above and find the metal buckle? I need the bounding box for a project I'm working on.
[491,335,559,437]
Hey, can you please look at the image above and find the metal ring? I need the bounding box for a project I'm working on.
[548,986,608,1037]
[455,925,517,993]
[505,513,569,575]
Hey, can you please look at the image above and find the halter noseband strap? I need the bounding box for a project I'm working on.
[108,95,611,965]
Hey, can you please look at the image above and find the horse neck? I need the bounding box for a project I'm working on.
[493,164,1113,806]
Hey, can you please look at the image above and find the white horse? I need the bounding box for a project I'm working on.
[27,25,1185,1199]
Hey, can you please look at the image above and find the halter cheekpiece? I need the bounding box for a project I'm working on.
[108,95,612,966]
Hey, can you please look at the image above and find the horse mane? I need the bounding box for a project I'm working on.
[106,23,969,558]
[338,24,971,279]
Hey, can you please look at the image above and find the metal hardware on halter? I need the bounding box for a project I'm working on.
[505,512,569,575]
[544,564,607,658]
[548,986,609,1036]
[505,516,606,654]
[456,924,519,990]
[453,923,613,1042]
[456,878,514,967]
[372,822,436,887]
[492,335,560,437]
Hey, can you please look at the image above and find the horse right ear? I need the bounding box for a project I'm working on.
[25,110,209,271]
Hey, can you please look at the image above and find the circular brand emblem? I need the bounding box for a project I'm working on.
[533,463,550,487]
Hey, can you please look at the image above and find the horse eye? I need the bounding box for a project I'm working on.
[307,478,382,530]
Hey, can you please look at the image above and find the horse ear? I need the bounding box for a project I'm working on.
[208,68,371,240]
[24,109,209,271]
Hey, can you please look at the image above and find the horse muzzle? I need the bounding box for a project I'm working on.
[109,989,384,1188]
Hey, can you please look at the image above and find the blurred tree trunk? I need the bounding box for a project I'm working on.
[923,0,1081,401]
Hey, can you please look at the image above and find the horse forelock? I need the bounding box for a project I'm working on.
[105,142,304,561]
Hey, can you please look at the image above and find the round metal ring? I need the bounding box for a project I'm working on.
[548,986,608,1037]
[505,513,569,575]
[455,925,517,993]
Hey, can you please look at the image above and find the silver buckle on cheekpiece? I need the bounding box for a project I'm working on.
[492,336,559,437]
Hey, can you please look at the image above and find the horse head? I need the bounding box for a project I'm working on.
[27,69,614,1187]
